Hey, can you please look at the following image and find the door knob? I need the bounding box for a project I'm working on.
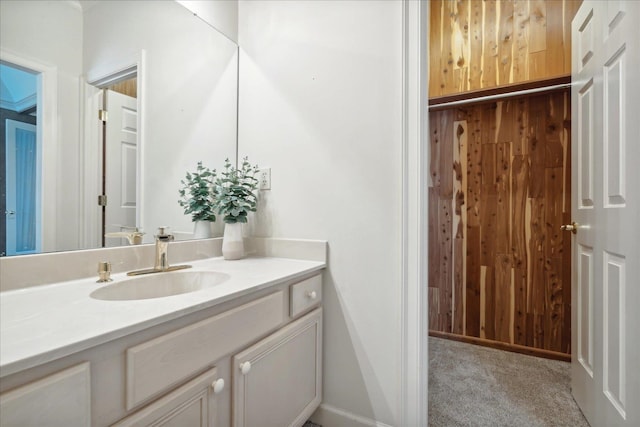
[561,222,578,234]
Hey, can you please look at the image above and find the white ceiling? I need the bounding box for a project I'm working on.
[0,63,38,113]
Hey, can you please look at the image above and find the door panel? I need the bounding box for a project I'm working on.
[4,120,39,255]
[577,79,594,208]
[602,251,625,415]
[571,1,640,425]
[577,245,593,376]
[104,89,138,246]
[603,48,625,207]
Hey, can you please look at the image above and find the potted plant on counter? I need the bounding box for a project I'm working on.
[178,161,217,238]
[213,157,259,260]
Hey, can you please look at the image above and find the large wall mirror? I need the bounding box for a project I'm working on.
[0,0,238,256]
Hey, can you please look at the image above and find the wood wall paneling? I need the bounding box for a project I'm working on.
[452,119,468,335]
[428,91,572,356]
[428,0,580,357]
[429,0,583,97]
[108,78,137,98]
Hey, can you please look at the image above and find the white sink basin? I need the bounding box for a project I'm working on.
[90,271,230,301]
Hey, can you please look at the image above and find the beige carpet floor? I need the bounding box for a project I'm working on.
[428,337,590,427]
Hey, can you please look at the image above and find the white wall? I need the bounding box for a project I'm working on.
[238,1,403,425]
[0,0,83,252]
[83,1,238,240]
[176,0,238,43]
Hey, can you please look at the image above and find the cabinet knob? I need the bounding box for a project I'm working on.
[240,361,252,375]
[211,378,225,394]
[307,291,317,299]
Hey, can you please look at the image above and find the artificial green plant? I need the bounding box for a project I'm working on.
[178,161,217,222]
[213,157,259,224]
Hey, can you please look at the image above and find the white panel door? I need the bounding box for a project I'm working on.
[4,120,40,256]
[105,89,138,246]
[571,1,640,426]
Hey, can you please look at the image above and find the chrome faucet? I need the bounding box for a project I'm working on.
[127,226,191,276]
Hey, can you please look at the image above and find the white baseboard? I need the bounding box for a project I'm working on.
[309,404,394,427]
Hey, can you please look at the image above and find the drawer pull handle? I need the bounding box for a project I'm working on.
[240,361,252,375]
[212,378,225,394]
[307,291,317,299]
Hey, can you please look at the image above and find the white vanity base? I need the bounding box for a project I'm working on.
[0,238,326,427]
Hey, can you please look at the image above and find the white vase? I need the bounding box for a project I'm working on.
[222,222,244,260]
[193,220,213,239]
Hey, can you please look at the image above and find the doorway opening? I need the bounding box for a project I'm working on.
[427,87,572,359]
[88,70,139,248]
[425,0,581,363]
[101,77,139,248]
[0,61,41,256]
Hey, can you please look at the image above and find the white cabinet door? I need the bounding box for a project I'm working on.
[233,309,322,427]
[0,363,91,427]
[571,1,640,426]
[114,367,221,427]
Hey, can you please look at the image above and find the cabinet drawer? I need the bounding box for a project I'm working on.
[115,367,219,427]
[126,291,284,410]
[290,274,322,318]
[0,363,91,426]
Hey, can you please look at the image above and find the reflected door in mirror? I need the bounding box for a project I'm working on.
[103,89,138,247]
[1,61,41,257]
[4,121,40,256]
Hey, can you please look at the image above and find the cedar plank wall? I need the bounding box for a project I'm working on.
[428,0,581,357]
[429,0,582,97]
[108,78,137,98]
[428,94,571,354]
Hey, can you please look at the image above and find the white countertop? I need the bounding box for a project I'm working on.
[0,256,325,377]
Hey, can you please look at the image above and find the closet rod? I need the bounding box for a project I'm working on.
[428,82,571,111]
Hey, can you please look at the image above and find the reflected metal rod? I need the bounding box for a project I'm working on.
[428,82,572,111]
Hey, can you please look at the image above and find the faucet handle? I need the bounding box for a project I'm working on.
[156,226,174,241]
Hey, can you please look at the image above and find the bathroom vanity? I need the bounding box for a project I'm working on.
[0,239,325,427]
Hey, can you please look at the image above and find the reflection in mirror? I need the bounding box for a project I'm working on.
[100,78,139,248]
[0,0,238,256]
[0,62,40,256]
